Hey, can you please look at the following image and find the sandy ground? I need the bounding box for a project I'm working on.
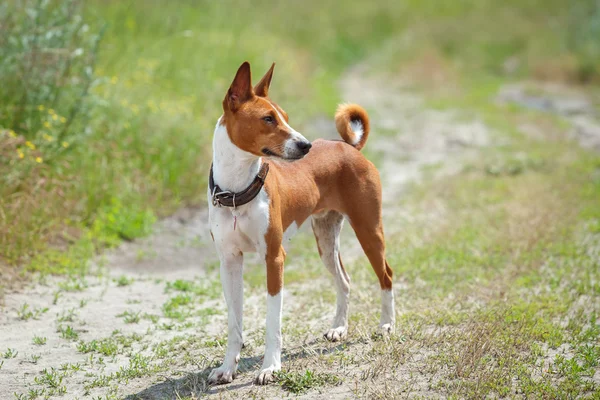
[1,66,598,399]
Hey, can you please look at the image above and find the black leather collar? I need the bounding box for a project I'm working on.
[209,162,269,208]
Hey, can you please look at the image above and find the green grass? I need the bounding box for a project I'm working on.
[2,0,598,284]
[2,1,600,398]
[58,325,79,341]
[32,336,47,346]
[275,369,341,394]
[357,89,600,398]
[117,310,141,324]
[17,303,48,321]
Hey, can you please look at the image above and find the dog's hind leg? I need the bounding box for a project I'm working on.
[347,208,395,335]
[312,211,350,342]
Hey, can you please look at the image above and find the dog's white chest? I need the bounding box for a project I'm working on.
[209,189,270,255]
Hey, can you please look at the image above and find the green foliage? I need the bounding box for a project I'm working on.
[32,336,47,346]
[0,0,103,141]
[91,198,156,243]
[17,303,48,320]
[275,369,341,394]
[2,348,18,359]
[1,0,598,276]
[58,325,78,340]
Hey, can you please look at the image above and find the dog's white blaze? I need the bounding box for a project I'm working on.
[212,117,262,193]
[261,292,282,374]
[349,120,364,146]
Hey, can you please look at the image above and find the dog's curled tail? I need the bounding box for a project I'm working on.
[335,103,370,151]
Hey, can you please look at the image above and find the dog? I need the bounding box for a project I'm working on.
[207,61,395,385]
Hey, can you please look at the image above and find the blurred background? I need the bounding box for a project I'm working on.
[1,0,599,274]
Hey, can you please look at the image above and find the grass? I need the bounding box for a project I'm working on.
[58,325,79,341]
[1,0,598,285]
[117,310,141,324]
[2,1,600,399]
[2,348,18,359]
[32,336,47,346]
[275,369,341,394]
[17,303,48,321]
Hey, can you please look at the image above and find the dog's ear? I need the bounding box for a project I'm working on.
[254,63,275,97]
[226,61,253,111]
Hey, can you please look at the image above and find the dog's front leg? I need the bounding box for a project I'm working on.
[255,245,285,385]
[208,251,244,385]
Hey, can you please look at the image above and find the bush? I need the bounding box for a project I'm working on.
[567,0,600,82]
[0,0,103,263]
[0,0,103,147]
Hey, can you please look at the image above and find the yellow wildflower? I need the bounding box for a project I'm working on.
[60,117,67,123]
[52,114,58,121]
[17,149,24,159]
[43,121,51,129]
[35,157,43,163]
[25,141,35,150]
[124,122,131,129]
[8,129,16,138]
[120,99,129,107]
[43,133,54,142]
[37,105,45,111]
[48,108,55,115]
[61,141,69,148]
[111,76,118,84]
[130,104,139,115]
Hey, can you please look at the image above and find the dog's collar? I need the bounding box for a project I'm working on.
[209,162,269,208]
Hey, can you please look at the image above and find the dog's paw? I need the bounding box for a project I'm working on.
[255,366,279,385]
[324,326,347,342]
[380,323,394,336]
[208,365,237,385]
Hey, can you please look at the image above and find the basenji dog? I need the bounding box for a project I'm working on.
[207,61,395,385]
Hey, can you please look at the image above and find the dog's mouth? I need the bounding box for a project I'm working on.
[261,147,279,157]
[261,147,303,160]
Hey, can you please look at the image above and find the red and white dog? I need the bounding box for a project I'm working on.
[208,62,395,385]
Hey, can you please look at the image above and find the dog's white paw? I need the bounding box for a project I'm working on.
[324,326,347,342]
[255,365,279,385]
[208,365,237,385]
[380,323,394,336]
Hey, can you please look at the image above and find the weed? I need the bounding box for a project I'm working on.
[17,304,48,321]
[28,354,41,364]
[275,369,341,394]
[58,277,88,292]
[115,275,133,287]
[162,294,192,321]
[57,308,78,323]
[32,336,47,346]
[3,348,18,359]
[117,310,141,324]
[58,325,79,340]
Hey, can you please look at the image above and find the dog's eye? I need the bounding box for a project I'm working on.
[262,116,274,124]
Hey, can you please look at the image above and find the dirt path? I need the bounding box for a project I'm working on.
[2,63,554,400]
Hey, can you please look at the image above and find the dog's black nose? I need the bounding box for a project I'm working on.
[297,141,312,155]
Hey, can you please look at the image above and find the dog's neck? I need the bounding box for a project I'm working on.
[212,117,262,193]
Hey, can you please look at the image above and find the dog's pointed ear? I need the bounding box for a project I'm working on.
[226,61,253,111]
[254,63,275,97]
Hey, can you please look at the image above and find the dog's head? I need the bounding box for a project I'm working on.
[221,62,311,160]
